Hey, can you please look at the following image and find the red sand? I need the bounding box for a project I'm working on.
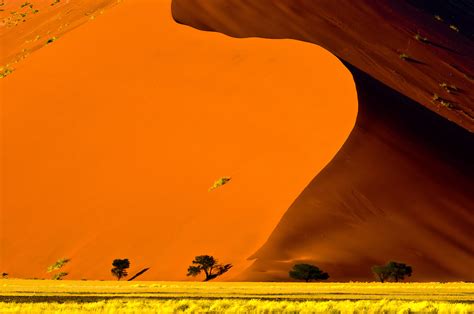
[0,0,356,280]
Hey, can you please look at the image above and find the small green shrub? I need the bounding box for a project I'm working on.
[439,82,458,93]
[372,261,412,282]
[432,93,455,108]
[51,272,68,280]
[0,67,14,78]
[47,258,70,272]
[414,34,428,43]
[449,25,460,32]
[47,258,70,280]
[208,177,231,191]
[289,264,329,282]
[46,37,57,44]
[399,53,410,61]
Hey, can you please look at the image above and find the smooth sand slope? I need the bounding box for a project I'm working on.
[0,0,356,280]
[173,0,474,281]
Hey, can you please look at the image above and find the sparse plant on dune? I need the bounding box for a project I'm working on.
[432,93,455,109]
[372,261,412,282]
[414,33,428,43]
[371,265,392,283]
[208,177,231,191]
[111,259,130,281]
[47,258,70,273]
[46,37,57,44]
[187,255,232,281]
[0,67,14,78]
[289,264,329,282]
[47,258,70,280]
[449,25,460,32]
[399,53,410,61]
[439,82,458,93]
[51,272,68,280]
[398,52,424,64]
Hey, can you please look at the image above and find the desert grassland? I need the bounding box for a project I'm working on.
[0,280,473,313]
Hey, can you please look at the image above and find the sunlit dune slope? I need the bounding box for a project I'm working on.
[0,0,357,280]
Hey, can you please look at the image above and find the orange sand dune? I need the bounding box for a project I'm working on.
[0,0,356,280]
[173,0,474,282]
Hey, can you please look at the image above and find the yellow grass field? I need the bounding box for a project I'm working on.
[0,280,473,313]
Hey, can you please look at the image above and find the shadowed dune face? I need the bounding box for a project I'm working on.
[172,0,474,281]
[0,0,357,280]
[242,66,474,281]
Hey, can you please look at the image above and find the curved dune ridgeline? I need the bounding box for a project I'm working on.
[172,0,474,132]
[0,1,357,280]
[172,0,474,281]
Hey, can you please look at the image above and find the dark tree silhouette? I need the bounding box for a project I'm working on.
[1,272,8,279]
[187,255,232,281]
[372,261,413,282]
[111,259,130,281]
[388,261,412,282]
[371,265,391,283]
[289,263,329,282]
